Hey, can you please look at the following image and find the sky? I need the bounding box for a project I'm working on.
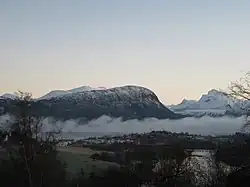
[1,0,250,104]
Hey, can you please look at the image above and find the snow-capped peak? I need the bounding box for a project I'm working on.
[169,89,237,112]
[69,86,96,93]
[180,99,196,105]
[198,89,234,108]
[169,88,250,117]
[207,89,227,96]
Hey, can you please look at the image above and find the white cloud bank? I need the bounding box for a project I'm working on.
[1,114,246,139]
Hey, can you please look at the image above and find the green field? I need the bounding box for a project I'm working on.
[58,147,119,176]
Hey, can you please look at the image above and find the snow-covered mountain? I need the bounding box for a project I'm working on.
[38,86,107,100]
[0,85,183,121]
[169,89,250,117]
[0,93,18,100]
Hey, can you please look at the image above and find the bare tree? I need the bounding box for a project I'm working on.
[228,72,250,128]
[229,72,250,101]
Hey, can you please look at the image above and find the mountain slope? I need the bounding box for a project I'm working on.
[1,85,183,121]
[38,86,107,100]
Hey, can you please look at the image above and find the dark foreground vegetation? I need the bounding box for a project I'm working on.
[1,72,250,187]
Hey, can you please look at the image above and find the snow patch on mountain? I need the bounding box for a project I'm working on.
[38,86,107,100]
[171,90,232,110]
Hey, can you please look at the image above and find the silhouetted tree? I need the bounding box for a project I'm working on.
[0,91,67,187]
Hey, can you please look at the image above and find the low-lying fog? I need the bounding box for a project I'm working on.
[0,114,247,139]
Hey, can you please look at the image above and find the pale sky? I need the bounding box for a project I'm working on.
[1,0,250,104]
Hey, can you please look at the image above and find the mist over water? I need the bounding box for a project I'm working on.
[0,114,246,139]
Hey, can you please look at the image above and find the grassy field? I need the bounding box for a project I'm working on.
[57,146,119,176]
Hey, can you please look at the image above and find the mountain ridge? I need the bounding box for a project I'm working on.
[38,86,107,100]
[0,85,184,121]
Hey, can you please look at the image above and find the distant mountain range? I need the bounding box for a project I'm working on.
[1,86,249,120]
[168,89,250,117]
[0,85,183,121]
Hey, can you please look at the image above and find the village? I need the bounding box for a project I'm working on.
[57,130,237,151]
